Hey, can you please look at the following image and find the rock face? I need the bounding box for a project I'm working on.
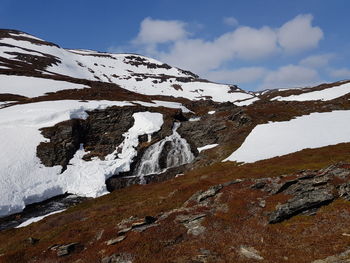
[267,164,350,223]
[36,106,140,170]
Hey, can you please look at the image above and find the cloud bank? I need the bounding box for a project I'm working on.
[111,14,345,90]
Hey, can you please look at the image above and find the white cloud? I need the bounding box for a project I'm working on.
[300,53,334,68]
[131,14,322,76]
[218,26,278,60]
[329,68,350,79]
[223,16,238,27]
[205,67,266,84]
[278,14,323,52]
[133,17,188,45]
[159,26,278,74]
[112,14,325,87]
[261,65,320,90]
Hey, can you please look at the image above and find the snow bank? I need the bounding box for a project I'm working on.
[0,100,163,217]
[224,110,350,163]
[198,144,219,153]
[133,100,191,113]
[234,97,260,106]
[272,83,350,102]
[0,75,88,97]
[16,209,66,228]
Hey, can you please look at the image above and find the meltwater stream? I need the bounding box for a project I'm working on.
[134,122,194,183]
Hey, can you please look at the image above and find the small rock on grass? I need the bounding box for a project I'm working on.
[106,236,126,246]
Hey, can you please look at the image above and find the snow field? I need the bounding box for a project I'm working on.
[0,100,163,216]
[224,110,350,163]
[272,82,350,102]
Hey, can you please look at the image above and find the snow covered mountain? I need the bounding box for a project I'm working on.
[1,29,350,262]
[0,29,255,103]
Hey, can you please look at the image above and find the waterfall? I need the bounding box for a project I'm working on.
[134,122,194,183]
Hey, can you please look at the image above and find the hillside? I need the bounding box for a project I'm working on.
[1,29,350,262]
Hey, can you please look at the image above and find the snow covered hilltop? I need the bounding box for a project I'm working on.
[1,29,350,262]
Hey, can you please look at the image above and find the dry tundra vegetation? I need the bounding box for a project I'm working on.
[0,85,350,262]
[2,29,350,262]
[1,141,350,262]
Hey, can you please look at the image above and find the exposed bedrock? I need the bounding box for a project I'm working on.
[262,163,350,223]
[36,105,191,178]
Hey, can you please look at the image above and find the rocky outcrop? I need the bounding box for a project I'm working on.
[312,248,350,263]
[37,119,85,170]
[266,163,350,223]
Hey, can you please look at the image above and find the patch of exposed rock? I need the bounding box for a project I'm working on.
[312,248,350,263]
[252,163,350,223]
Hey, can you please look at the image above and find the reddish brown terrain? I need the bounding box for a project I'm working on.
[1,29,350,263]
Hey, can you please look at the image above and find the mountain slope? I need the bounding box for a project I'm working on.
[0,29,254,103]
[1,29,350,263]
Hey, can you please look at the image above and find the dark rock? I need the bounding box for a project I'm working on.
[158,141,173,169]
[196,185,223,202]
[144,216,157,224]
[37,119,84,171]
[56,242,79,257]
[25,237,39,245]
[250,180,266,190]
[268,170,341,223]
[273,179,299,194]
[269,189,335,223]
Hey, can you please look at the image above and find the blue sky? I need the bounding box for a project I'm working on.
[1,0,350,91]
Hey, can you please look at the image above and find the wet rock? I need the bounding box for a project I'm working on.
[56,242,79,257]
[239,246,264,260]
[106,236,126,245]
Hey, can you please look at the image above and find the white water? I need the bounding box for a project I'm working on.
[134,122,194,183]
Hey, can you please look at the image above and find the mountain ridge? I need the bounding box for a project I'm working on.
[1,29,350,263]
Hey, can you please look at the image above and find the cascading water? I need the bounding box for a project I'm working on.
[134,122,194,183]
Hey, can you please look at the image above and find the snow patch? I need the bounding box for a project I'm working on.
[189,117,201,122]
[0,100,162,217]
[197,144,219,153]
[0,75,89,98]
[234,97,260,106]
[224,110,350,163]
[15,209,66,228]
[133,100,191,113]
[272,83,350,102]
